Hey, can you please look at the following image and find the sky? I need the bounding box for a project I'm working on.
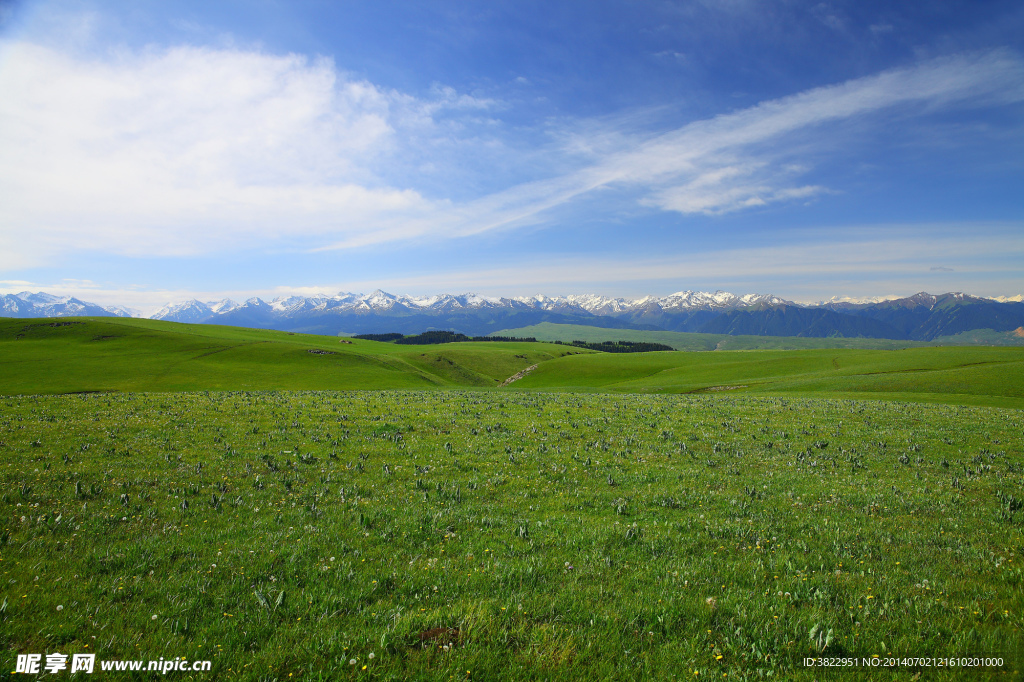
[0,0,1022,313]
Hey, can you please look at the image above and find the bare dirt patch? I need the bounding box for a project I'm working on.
[416,627,460,649]
[500,364,538,387]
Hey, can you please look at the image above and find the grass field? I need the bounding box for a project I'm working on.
[1,391,1022,680]
[2,317,1023,680]
[492,322,1024,351]
[510,346,1024,409]
[491,322,930,351]
[0,318,584,394]
[2,317,1024,408]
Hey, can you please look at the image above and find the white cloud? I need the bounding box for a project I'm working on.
[596,49,1024,215]
[334,48,1024,242]
[0,40,483,266]
[641,161,830,215]
[1,39,1023,265]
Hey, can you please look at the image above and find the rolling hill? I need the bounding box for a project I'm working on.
[492,322,1024,350]
[2,316,1023,407]
[0,317,583,393]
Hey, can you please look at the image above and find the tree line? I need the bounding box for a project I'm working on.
[554,339,674,352]
[353,331,537,345]
[350,332,673,352]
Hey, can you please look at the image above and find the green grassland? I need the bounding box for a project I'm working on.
[2,317,1024,408]
[510,346,1024,409]
[0,318,584,394]
[932,328,1024,346]
[2,317,1024,680]
[492,322,1024,351]
[1,391,1022,680]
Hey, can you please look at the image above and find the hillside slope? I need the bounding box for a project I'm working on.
[0,317,579,394]
[490,322,933,350]
[3,317,1023,407]
[509,346,1024,408]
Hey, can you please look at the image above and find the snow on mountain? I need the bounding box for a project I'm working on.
[16,291,64,305]
[659,291,739,309]
[269,294,329,313]
[0,292,122,318]
[464,293,498,306]
[883,292,989,309]
[102,305,138,318]
[208,299,239,314]
[330,292,364,306]
[562,294,634,314]
[406,294,441,307]
[144,289,791,318]
[363,289,398,310]
[0,298,22,315]
[736,293,788,307]
[182,289,792,315]
[7,288,1020,328]
[499,290,790,314]
[811,294,904,306]
[151,299,214,323]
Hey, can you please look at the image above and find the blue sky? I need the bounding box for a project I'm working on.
[0,0,1022,312]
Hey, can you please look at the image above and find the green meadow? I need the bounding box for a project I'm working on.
[492,322,1024,352]
[0,318,583,394]
[1,317,1023,680]
[3,317,1024,408]
[492,322,932,352]
[510,346,1024,409]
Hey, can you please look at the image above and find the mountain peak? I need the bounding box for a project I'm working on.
[5,289,1022,342]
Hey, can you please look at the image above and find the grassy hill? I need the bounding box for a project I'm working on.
[3,317,1024,407]
[3,318,1024,679]
[0,317,583,393]
[492,321,1024,350]
[510,346,1024,408]
[932,327,1024,346]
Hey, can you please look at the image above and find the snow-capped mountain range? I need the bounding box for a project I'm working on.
[0,291,136,319]
[1,288,789,321]
[150,289,791,319]
[150,298,240,323]
[138,289,796,336]
[2,289,1023,341]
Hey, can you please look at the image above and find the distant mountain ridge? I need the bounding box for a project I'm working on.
[146,290,798,337]
[2,289,1023,341]
[0,291,134,319]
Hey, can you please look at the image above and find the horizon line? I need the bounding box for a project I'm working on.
[4,286,1023,319]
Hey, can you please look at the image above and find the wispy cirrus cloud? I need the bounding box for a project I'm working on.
[1,36,1023,267]
[322,48,1024,248]
[526,48,1024,218]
